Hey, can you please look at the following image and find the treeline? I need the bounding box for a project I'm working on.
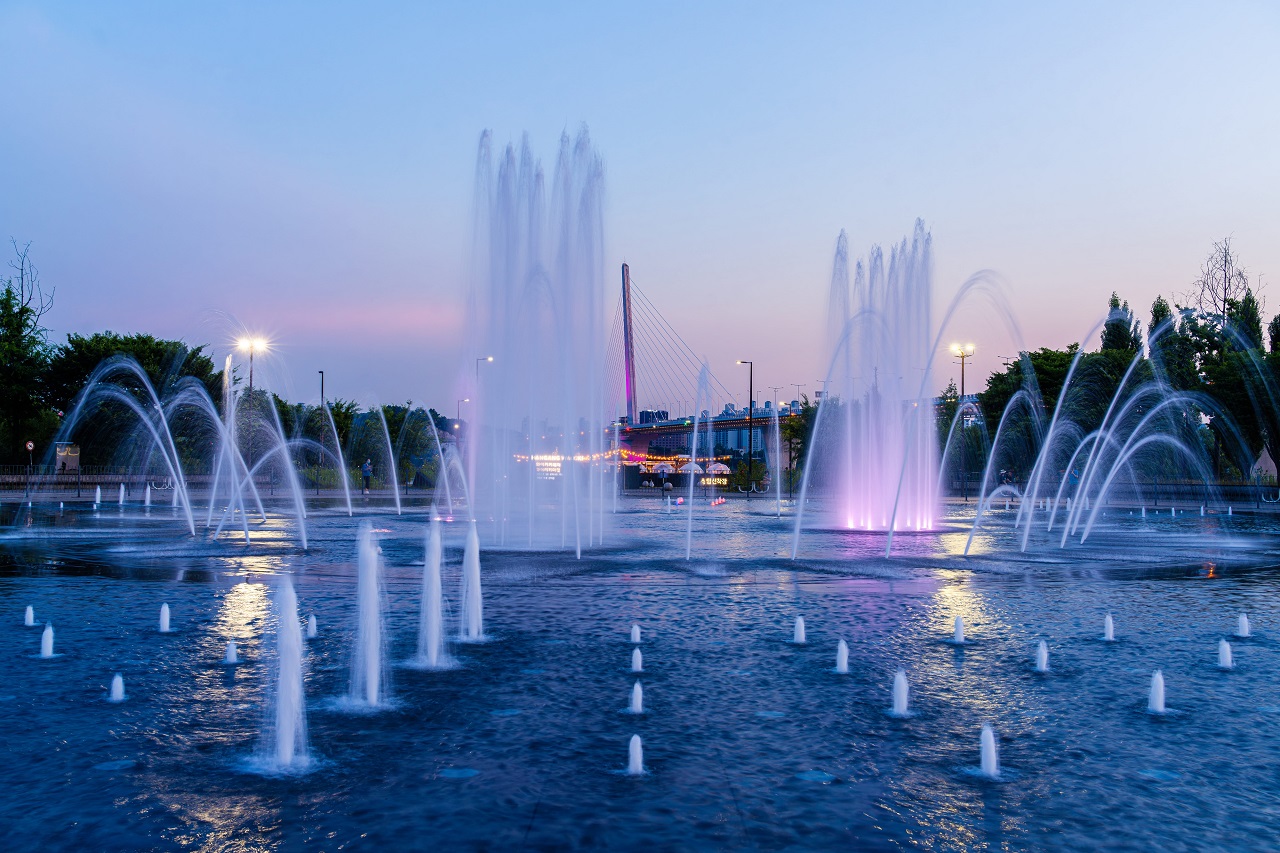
[0,242,453,485]
[956,238,1278,482]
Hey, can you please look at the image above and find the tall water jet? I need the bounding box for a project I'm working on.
[1236,613,1251,638]
[159,603,171,633]
[416,519,449,667]
[835,639,849,674]
[465,130,609,551]
[459,520,484,641]
[349,521,388,707]
[627,734,644,775]
[267,575,309,771]
[630,681,643,714]
[892,670,909,716]
[108,673,125,702]
[792,223,938,554]
[979,725,999,779]
[953,616,965,644]
[1104,613,1115,642]
[1035,640,1049,673]
[793,616,806,644]
[306,615,317,639]
[224,641,238,665]
[24,606,34,626]
[631,624,641,644]
[40,623,54,658]
[1148,670,1166,714]
[1219,639,1234,670]
[632,648,643,672]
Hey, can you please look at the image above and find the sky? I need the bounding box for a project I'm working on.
[1,1,1278,412]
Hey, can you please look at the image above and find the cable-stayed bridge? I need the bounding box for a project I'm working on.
[604,264,800,463]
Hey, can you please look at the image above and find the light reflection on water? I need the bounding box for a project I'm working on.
[3,499,1280,848]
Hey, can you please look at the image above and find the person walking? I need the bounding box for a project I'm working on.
[361,459,373,494]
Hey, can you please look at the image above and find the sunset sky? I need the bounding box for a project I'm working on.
[2,1,1277,412]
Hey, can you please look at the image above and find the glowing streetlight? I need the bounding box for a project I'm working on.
[457,398,470,420]
[236,337,270,395]
[476,355,494,383]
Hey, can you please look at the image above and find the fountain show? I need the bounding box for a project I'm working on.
[2,3,1279,851]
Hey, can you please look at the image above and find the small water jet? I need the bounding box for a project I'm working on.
[953,616,965,644]
[349,521,389,707]
[1104,613,1115,642]
[1148,670,1166,714]
[459,520,484,641]
[1229,506,1233,516]
[159,603,171,633]
[224,641,238,665]
[632,648,643,672]
[631,624,641,644]
[1141,506,1146,519]
[630,681,643,714]
[980,725,999,779]
[1035,640,1049,673]
[109,674,125,702]
[892,670,909,716]
[835,639,849,674]
[415,519,450,668]
[1236,613,1251,638]
[94,485,101,506]
[24,606,34,627]
[118,483,125,505]
[1219,639,1234,670]
[793,616,806,644]
[265,575,309,771]
[306,615,317,639]
[627,734,644,775]
[40,623,54,658]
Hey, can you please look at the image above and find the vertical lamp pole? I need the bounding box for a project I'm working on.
[316,370,324,496]
[237,337,268,473]
[737,360,753,494]
[951,343,975,502]
[25,440,33,499]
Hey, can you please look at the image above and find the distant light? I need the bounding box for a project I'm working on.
[237,336,269,353]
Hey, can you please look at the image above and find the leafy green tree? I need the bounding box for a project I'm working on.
[45,331,221,414]
[0,241,55,462]
[1101,291,1142,353]
[779,394,817,476]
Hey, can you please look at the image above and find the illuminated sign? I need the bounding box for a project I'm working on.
[700,477,728,486]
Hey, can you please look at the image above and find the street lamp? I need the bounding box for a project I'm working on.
[476,355,493,384]
[737,360,753,493]
[237,337,269,395]
[237,337,269,468]
[457,398,470,420]
[950,343,975,502]
[316,371,325,496]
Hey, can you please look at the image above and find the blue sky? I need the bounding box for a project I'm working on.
[1,1,1277,409]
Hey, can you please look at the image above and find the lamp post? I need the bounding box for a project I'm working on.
[951,343,975,502]
[316,371,325,496]
[457,398,469,420]
[737,360,753,494]
[237,337,268,470]
[476,355,493,384]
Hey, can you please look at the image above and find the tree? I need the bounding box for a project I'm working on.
[1267,314,1280,353]
[0,241,55,462]
[1189,237,1250,320]
[779,394,817,476]
[1226,288,1263,351]
[1101,291,1142,353]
